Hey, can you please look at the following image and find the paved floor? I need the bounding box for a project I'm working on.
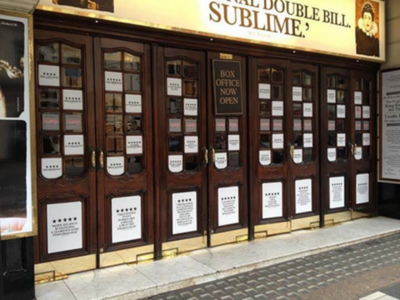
[150,234,400,300]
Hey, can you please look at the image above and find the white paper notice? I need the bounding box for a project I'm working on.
[355,147,362,160]
[356,174,369,205]
[215,152,228,169]
[63,89,83,110]
[337,133,346,147]
[167,78,182,96]
[363,133,371,146]
[47,202,83,254]
[168,155,183,173]
[363,106,370,119]
[272,134,284,149]
[172,191,197,235]
[327,89,336,103]
[293,149,303,164]
[272,101,284,116]
[107,156,125,176]
[228,135,240,151]
[218,186,239,226]
[355,92,362,105]
[184,98,198,116]
[303,103,313,117]
[337,105,346,119]
[112,196,142,243]
[185,136,198,153]
[259,150,271,166]
[39,65,60,87]
[293,87,303,102]
[126,136,143,154]
[262,182,283,219]
[41,158,63,179]
[105,71,123,92]
[64,135,84,155]
[125,95,142,113]
[258,83,271,99]
[329,176,345,209]
[303,134,313,148]
[295,179,312,214]
[327,148,336,162]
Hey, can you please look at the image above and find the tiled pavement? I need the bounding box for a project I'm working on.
[150,234,400,300]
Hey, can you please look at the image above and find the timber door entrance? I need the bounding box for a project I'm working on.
[155,49,248,258]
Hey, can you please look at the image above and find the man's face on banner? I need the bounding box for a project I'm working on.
[363,12,373,32]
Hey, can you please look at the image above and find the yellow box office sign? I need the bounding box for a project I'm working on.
[39,0,385,59]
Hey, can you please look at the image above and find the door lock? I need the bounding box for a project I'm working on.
[202,147,208,166]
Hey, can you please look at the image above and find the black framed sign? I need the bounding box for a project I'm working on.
[212,59,243,116]
[0,11,37,240]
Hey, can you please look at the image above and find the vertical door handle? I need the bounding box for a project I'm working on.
[351,143,358,157]
[210,146,216,165]
[202,147,208,166]
[289,145,295,160]
[98,149,104,170]
[90,147,96,169]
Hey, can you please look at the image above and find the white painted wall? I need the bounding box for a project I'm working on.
[382,0,400,69]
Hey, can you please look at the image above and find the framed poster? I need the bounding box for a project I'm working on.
[380,68,400,183]
[0,11,36,240]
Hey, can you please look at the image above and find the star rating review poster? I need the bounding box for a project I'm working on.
[0,12,36,240]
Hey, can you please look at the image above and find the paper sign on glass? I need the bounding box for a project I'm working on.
[47,202,83,254]
[41,158,63,179]
[337,105,346,119]
[293,87,302,102]
[215,152,228,169]
[303,134,313,148]
[228,135,240,151]
[355,92,362,105]
[185,136,198,153]
[303,103,313,117]
[63,89,83,110]
[272,101,284,116]
[262,182,283,219]
[105,71,123,92]
[337,133,346,147]
[355,147,362,160]
[363,106,370,119]
[295,179,312,214]
[258,83,271,99]
[356,174,369,205]
[363,133,371,146]
[167,77,182,96]
[184,98,198,116]
[327,89,336,103]
[218,186,239,226]
[112,196,141,243]
[168,155,183,173]
[259,150,271,166]
[327,148,336,162]
[172,191,197,235]
[293,149,303,164]
[125,94,142,113]
[329,176,345,209]
[272,134,284,149]
[126,136,143,154]
[64,135,84,155]
[39,65,60,87]
[107,156,125,176]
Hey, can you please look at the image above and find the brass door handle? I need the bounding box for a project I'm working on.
[99,149,104,170]
[210,146,216,165]
[202,147,208,166]
[91,148,96,169]
[352,143,358,157]
[290,145,294,159]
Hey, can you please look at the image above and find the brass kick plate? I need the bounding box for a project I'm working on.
[162,236,207,258]
[254,222,291,238]
[100,245,154,268]
[210,228,248,247]
[291,216,320,231]
[324,211,352,225]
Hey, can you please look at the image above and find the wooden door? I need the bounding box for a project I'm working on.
[249,57,290,239]
[208,53,248,246]
[321,67,352,224]
[289,63,320,230]
[350,70,377,217]
[94,38,154,267]
[154,47,208,258]
[34,30,97,279]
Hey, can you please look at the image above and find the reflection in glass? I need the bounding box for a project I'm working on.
[355,133,363,145]
[167,60,181,76]
[106,136,124,154]
[229,152,240,168]
[62,45,81,65]
[328,133,336,146]
[184,81,197,97]
[338,77,346,89]
[292,72,301,85]
[124,53,140,71]
[304,149,313,162]
[304,119,312,131]
[105,93,123,113]
[42,113,60,131]
[293,119,302,131]
[40,89,60,109]
[65,157,85,178]
[337,148,346,159]
[272,85,283,99]
[355,79,362,91]
[39,43,59,63]
[105,52,122,70]
[62,68,82,88]
[215,134,227,150]
[106,115,123,134]
[363,147,370,159]
[363,121,370,131]
[169,118,181,133]
[303,88,312,101]
[215,118,226,132]
[169,136,182,152]
[186,156,198,171]
[127,156,143,174]
[337,120,345,132]
[328,105,336,119]
[258,68,270,82]
[168,98,182,115]
[183,61,197,78]
[328,120,336,131]
[229,118,239,132]
[304,73,313,86]
[337,90,345,103]
[185,119,197,133]
[363,79,371,91]
[356,121,362,131]
[328,76,336,88]
[260,134,270,148]
[293,103,302,116]
[126,116,142,133]
[273,151,283,164]
[42,136,61,155]
[272,68,283,83]
[125,74,141,92]
[260,118,270,131]
[260,101,271,116]
[65,113,83,132]
[294,134,303,147]
[363,92,370,105]
[273,119,283,131]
